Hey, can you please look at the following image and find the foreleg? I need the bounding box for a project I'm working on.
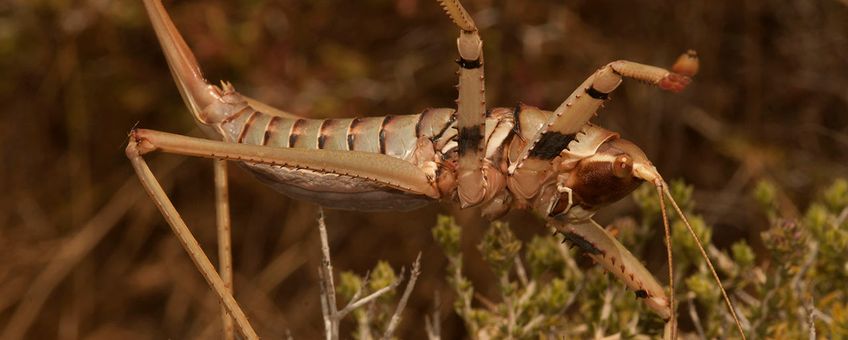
[509,52,699,179]
[553,219,672,321]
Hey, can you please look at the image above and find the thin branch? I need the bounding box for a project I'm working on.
[806,298,816,340]
[599,287,614,332]
[318,266,334,340]
[521,315,545,335]
[517,281,537,307]
[316,209,418,340]
[382,253,423,340]
[317,208,338,340]
[343,271,369,312]
[686,292,706,340]
[318,209,338,316]
[514,256,529,287]
[338,276,402,319]
[424,291,441,340]
[502,273,516,338]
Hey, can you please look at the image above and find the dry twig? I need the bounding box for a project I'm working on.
[316,208,421,340]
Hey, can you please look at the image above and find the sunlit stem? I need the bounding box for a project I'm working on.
[656,182,676,340]
[662,186,746,340]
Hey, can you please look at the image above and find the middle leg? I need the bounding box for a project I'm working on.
[437,0,495,208]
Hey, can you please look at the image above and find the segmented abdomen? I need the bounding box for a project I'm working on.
[218,106,456,161]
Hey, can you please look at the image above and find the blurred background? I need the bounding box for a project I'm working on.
[1,0,846,338]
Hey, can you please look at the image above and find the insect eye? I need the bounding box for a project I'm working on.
[612,155,633,178]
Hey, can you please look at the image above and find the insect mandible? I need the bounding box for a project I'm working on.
[126,0,746,338]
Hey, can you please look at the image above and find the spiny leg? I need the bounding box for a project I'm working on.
[553,219,672,320]
[437,0,490,207]
[127,128,442,337]
[129,129,441,198]
[214,159,234,340]
[126,143,258,340]
[508,52,699,196]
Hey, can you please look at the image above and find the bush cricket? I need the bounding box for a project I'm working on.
[126,0,746,338]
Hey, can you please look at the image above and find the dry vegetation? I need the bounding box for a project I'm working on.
[1,0,847,338]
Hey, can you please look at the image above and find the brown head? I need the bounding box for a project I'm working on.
[546,136,662,219]
[543,133,746,338]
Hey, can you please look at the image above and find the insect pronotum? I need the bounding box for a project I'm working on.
[126,0,746,338]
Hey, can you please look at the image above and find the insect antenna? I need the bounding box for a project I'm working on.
[655,182,676,339]
[662,184,747,339]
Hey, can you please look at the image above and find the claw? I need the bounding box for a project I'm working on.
[658,73,692,93]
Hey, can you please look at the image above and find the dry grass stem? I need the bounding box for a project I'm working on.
[213,159,235,340]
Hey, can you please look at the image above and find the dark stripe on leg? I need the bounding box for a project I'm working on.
[562,231,603,255]
[528,131,576,160]
[456,58,482,69]
[457,126,484,156]
[586,86,610,100]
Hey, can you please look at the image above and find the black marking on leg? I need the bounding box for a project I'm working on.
[635,289,649,299]
[457,127,483,156]
[289,119,305,147]
[529,131,576,160]
[562,231,602,255]
[456,58,482,69]
[347,118,361,150]
[586,86,610,100]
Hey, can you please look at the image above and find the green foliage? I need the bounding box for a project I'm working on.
[434,214,667,338]
[338,271,363,302]
[478,221,522,277]
[369,261,398,301]
[432,178,848,338]
[337,261,404,339]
